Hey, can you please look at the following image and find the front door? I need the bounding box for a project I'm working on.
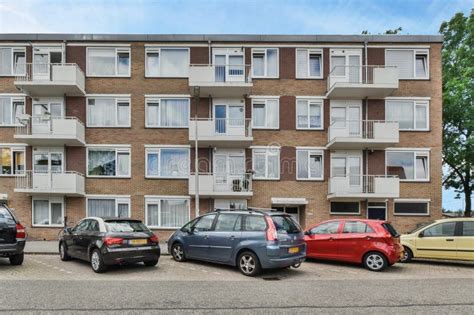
[330,100,362,137]
[214,151,245,193]
[367,202,387,220]
[329,49,362,84]
[33,149,64,190]
[213,48,245,83]
[33,48,63,80]
[214,103,245,136]
[32,100,63,134]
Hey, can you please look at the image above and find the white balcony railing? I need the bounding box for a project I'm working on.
[328,175,399,198]
[190,118,252,138]
[15,170,85,196]
[328,120,399,143]
[189,172,253,197]
[189,64,252,84]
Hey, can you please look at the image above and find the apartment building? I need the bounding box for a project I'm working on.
[0,34,442,240]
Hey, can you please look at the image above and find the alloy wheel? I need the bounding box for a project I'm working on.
[60,244,65,259]
[91,252,100,271]
[239,255,256,275]
[366,254,384,271]
[173,244,184,261]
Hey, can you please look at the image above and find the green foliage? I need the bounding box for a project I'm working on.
[384,27,403,34]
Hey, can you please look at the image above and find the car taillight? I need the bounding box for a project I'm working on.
[264,216,278,241]
[104,237,123,246]
[149,234,159,244]
[15,223,26,240]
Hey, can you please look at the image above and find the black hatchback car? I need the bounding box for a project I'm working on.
[0,204,26,265]
[59,217,160,273]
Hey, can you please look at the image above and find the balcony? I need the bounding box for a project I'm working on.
[326,65,398,99]
[189,173,253,198]
[189,118,253,147]
[14,63,86,97]
[327,120,399,149]
[14,115,85,146]
[328,175,399,200]
[189,64,252,97]
[15,171,85,197]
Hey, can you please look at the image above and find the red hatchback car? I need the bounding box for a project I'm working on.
[304,219,403,271]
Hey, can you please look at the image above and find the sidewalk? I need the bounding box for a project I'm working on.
[24,241,169,255]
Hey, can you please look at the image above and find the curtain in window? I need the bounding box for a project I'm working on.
[147,153,159,176]
[415,103,427,129]
[309,54,321,77]
[267,99,278,128]
[33,200,49,225]
[309,154,322,178]
[147,102,159,126]
[13,151,24,174]
[117,203,129,217]
[267,49,278,77]
[229,156,245,175]
[252,53,265,76]
[117,102,129,126]
[0,97,12,125]
[147,204,159,226]
[309,103,321,128]
[88,98,115,126]
[386,50,414,78]
[88,150,116,176]
[267,153,279,179]
[386,100,414,129]
[160,149,188,177]
[254,152,266,178]
[88,48,115,76]
[331,158,346,177]
[297,151,308,179]
[348,56,360,83]
[0,48,12,75]
[160,49,188,77]
[146,52,159,76]
[253,103,265,127]
[117,152,130,176]
[51,203,62,225]
[160,99,188,127]
[160,199,188,228]
[88,199,115,217]
[297,100,308,128]
[117,52,129,75]
[296,49,308,78]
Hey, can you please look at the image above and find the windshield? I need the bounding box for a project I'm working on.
[271,215,302,234]
[382,223,400,238]
[105,220,149,233]
[408,222,432,234]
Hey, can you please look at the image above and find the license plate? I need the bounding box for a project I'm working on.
[289,247,300,254]
[130,239,147,245]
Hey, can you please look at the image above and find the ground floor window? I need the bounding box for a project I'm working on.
[330,201,360,215]
[32,197,64,226]
[394,200,429,216]
[145,197,190,228]
[87,197,130,217]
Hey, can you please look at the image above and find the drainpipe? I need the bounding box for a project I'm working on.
[208,40,211,64]
[364,40,368,83]
[194,87,200,218]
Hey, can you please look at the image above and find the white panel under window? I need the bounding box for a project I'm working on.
[160,49,189,77]
[386,50,414,79]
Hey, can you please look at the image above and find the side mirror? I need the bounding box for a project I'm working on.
[418,231,424,238]
[64,227,72,234]
[304,230,311,236]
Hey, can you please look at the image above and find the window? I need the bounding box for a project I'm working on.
[0,47,26,76]
[243,215,267,231]
[0,96,25,126]
[386,151,429,181]
[32,198,63,226]
[253,147,280,180]
[87,97,131,127]
[309,221,340,234]
[331,157,346,177]
[462,222,474,236]
[87,47,130,77]
[330,202,360,215]
[145,48,189,77]
[146,147,189,178]
[394,201,429,216]
[252,48,278,78]
[296,99,323,129]
[297,149,323,180]
[385,49,429,79]
[386,99,429,130]
[194,214,216,232]
[0,146,25,176]
[0,207,14,224]
[343,221,374,233]
[214,213,241,231]
[296,49,322,78]
[146,197,190,228]
[87,147,131,177]
[87,197,130,217]
[424,222,456,237]
[145,98,189,128]
[252,98,279,129]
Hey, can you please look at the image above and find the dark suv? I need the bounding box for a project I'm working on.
[0,204,26,265]
[167,209,306,276]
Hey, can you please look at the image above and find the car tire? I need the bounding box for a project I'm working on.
[59,242,71,261]
[400,247,413,263]
[363,252,388,272]
[237,251,261,277]
[9,253,24,266]
[171,243,186,262]
[144,259,159,267]
[90,249,107,273]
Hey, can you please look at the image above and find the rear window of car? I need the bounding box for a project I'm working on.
[271,215,302,234]
[382,223,400,237]
[0,206,15,224]
[105,220,149,233]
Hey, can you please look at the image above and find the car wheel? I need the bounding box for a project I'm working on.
[363,252,387,272]
[238,251,261,277]
[90,249,107,273]
[171,243,186,262]
[400,247,413,263]
[144,259,159,267]
[59,242,71,261]
[9,253,24,266]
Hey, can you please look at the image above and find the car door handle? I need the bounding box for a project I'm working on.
[366,236,372,240]
[204,235,209,240]
[229,235,235,240]
[329,237,334,241]
[446,239,454,242]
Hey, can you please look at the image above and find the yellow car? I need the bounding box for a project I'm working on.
[400,218,474,262]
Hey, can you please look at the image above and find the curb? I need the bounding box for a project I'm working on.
[25,252,171,256]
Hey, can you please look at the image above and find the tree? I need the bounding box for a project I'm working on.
[440,10,474,217]
[384,27,403,34]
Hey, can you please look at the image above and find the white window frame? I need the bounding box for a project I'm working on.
[0,95,26,126]
[252,147,280,180]
[145,146,190,179]
[0,47,26,76]
[86,146,131,178]
[393,199,430,216]
[385,48,429,80]
[251,48,279,78]
[86,47,131,77]
[31,197,64,227]
[251,97,279,130]
[86,195,131,217]
[385,98,429,131]
[144,97,190,128]
[385,149,430,182]
[296,148,324,181]
[295,48,323,79]
[145,47,190,78]
[0,145,26,177]
[144,196,191,229]
[296,98,324,130]
[329,201,361,215]
[86,96,131,128]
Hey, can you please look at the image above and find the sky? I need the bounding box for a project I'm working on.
[0,0,472,212]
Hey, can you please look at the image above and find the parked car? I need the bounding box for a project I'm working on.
[0,204,26,265]
[400,218,474,263]
[59,217,160,273]
[167,209,306,276]
[304,219,403,271]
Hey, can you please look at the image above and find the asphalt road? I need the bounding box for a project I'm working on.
[0,255,473,314]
